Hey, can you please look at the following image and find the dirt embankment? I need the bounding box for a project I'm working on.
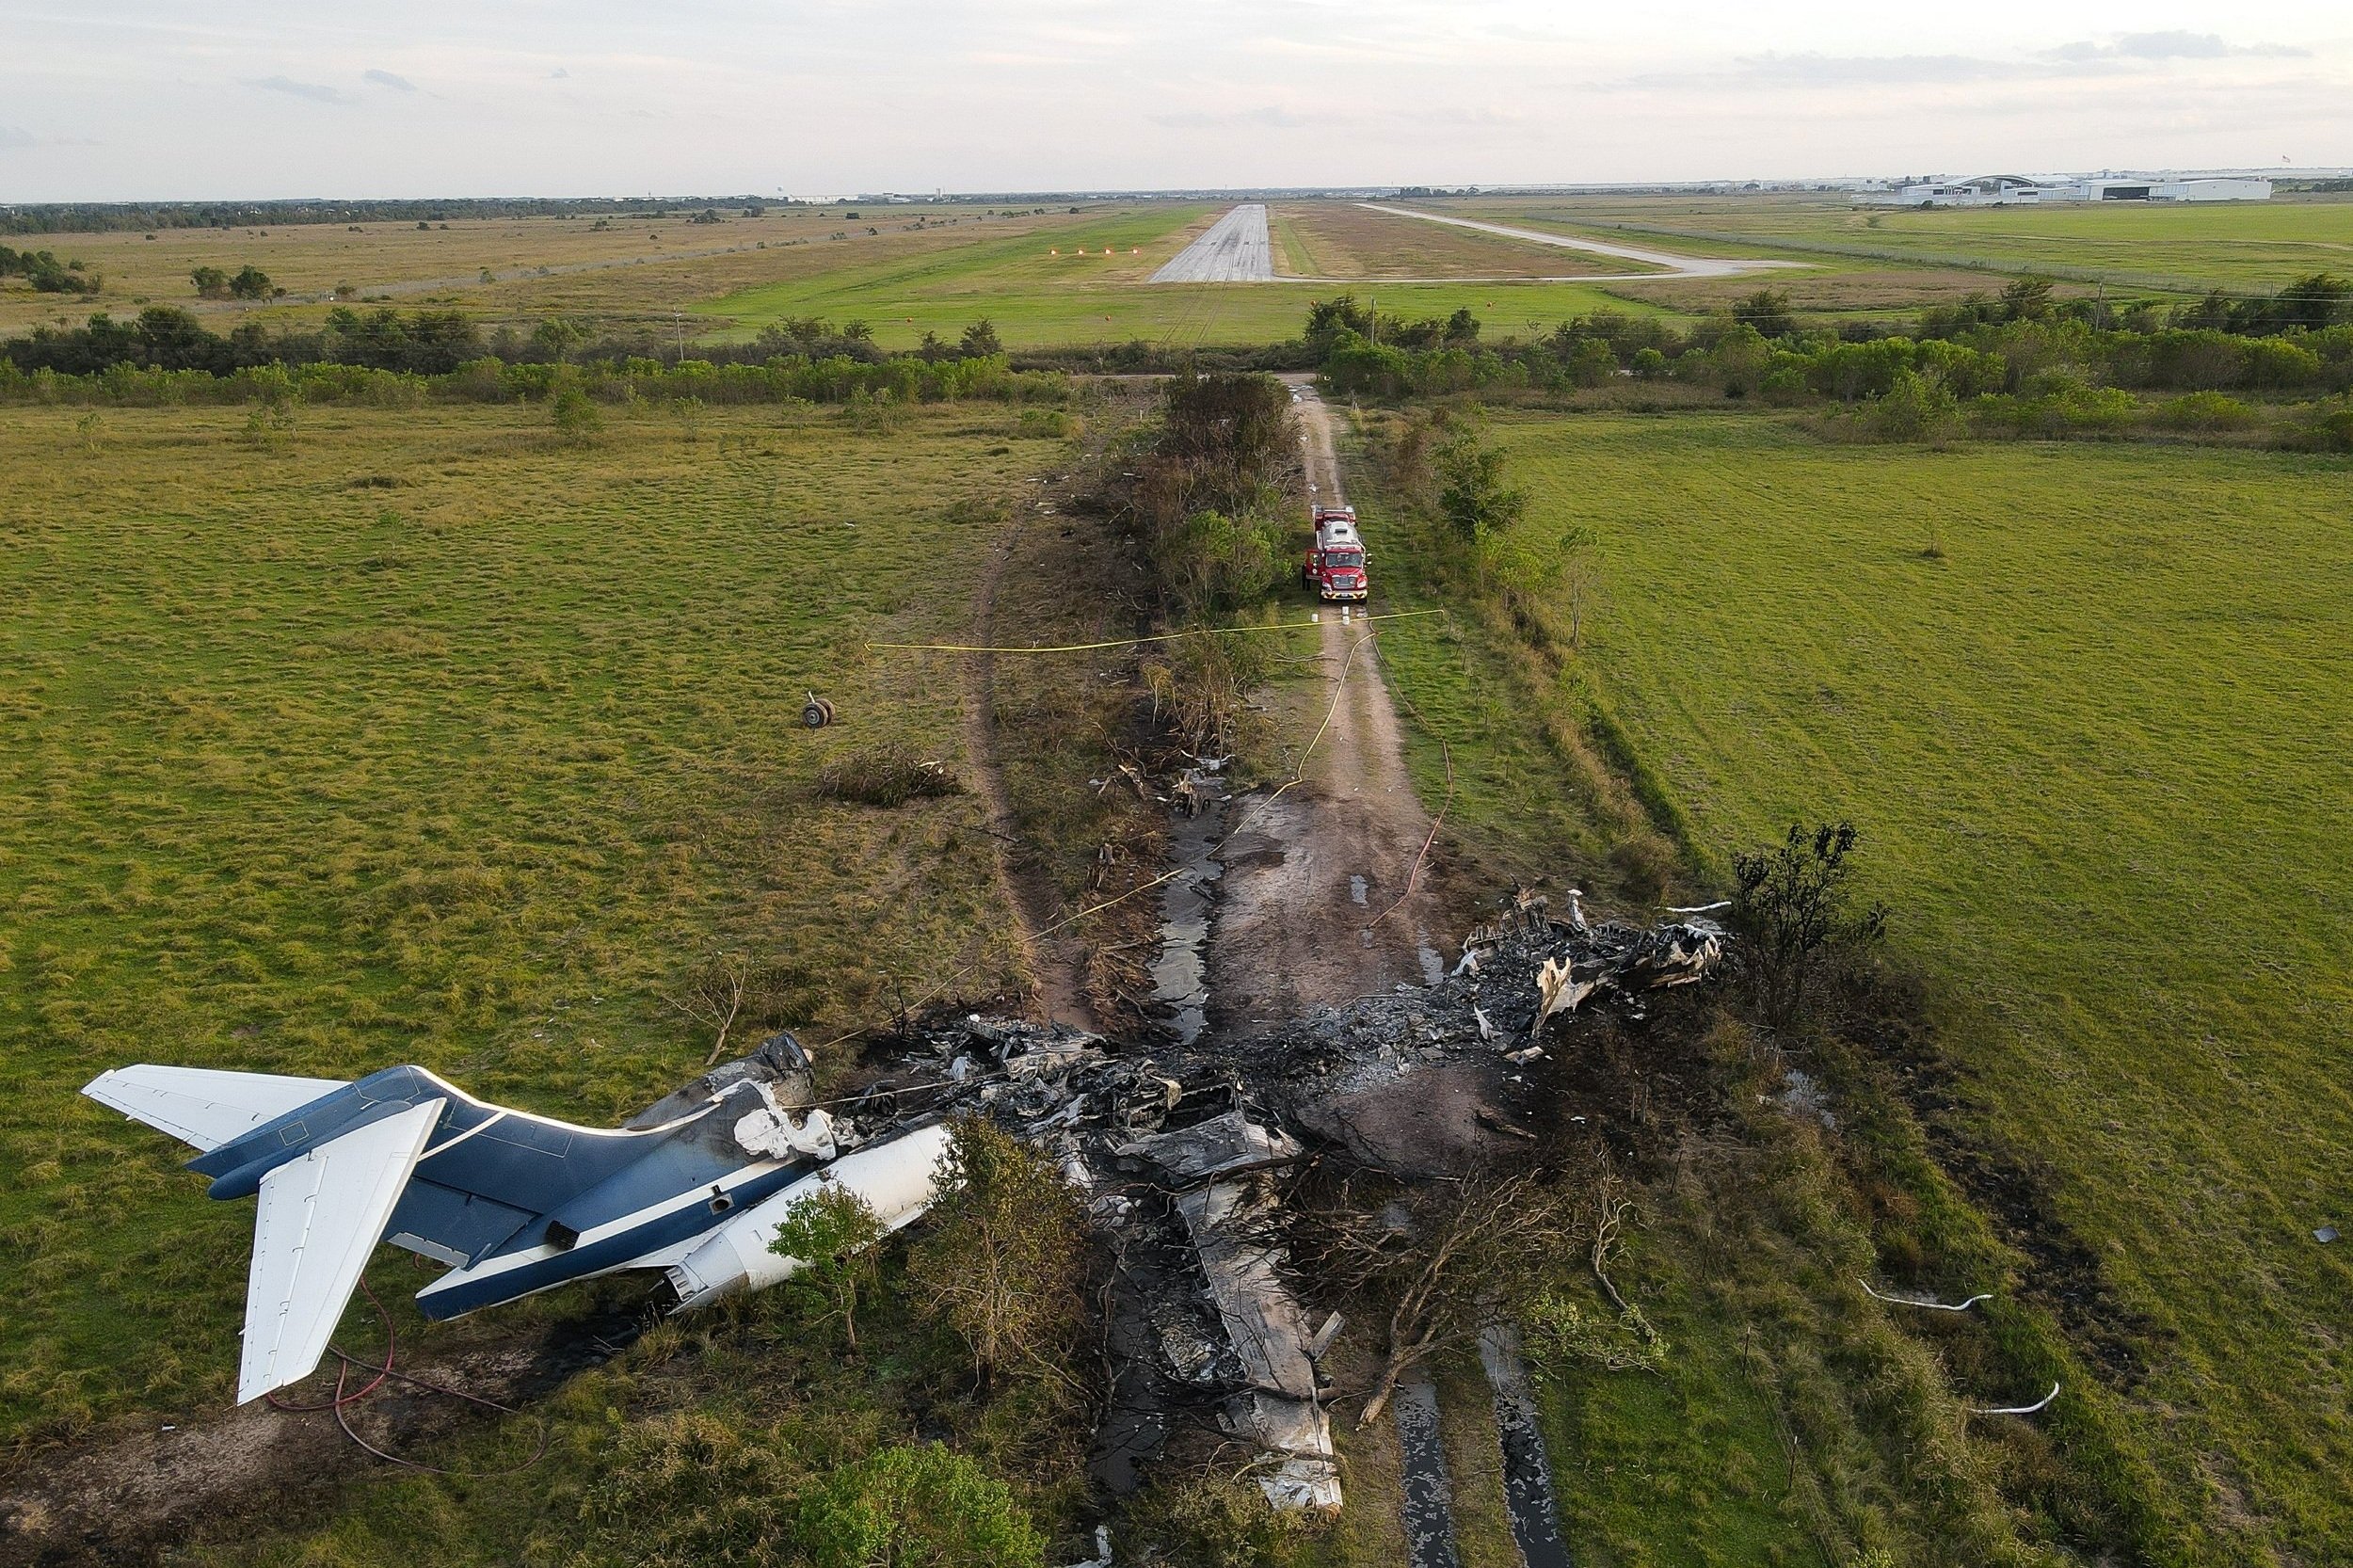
[1208,380,1449,1034]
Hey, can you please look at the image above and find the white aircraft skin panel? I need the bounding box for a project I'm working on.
[81,1066,348,1153]
[237,1099,443,1404]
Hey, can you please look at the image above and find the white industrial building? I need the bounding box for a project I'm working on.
[1855,174,2271,207]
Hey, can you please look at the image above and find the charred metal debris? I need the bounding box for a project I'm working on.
[875,896,1726,1514]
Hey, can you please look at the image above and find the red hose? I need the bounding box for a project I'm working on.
[262,1274,549,1477]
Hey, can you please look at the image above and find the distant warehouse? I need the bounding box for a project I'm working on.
[1855,174,2272,207]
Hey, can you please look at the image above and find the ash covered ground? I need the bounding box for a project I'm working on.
[850,896,1726,1512]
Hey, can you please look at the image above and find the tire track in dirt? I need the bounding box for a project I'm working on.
[1207,378,1446,1034]
[961,501,1098,1031]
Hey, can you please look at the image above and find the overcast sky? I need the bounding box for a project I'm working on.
[3,1,2349,200]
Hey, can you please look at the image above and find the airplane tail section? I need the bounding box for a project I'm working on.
[82,1064,349,1154]
[238,1098,443,1404]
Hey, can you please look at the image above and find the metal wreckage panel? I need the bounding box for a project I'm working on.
[889,899,1724,1514]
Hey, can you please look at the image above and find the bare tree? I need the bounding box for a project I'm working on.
[664,950,749,1065]
[1282,1165,1586,1426]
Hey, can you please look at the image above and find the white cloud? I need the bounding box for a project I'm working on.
[0,3,2339,198]
[247,74,349,104]
[2051,31,2307,62]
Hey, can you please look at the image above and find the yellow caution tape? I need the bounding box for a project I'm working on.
[865,607,1443,654]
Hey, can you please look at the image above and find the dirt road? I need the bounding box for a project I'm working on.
[1207,380,1446,1033]
[964,504,1100,1031]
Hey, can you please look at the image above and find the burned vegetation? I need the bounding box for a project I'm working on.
[831,890,1733,1552]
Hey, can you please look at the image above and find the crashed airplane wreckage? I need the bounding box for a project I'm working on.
[84,902,1721,1512]
[80,1035,941,1405]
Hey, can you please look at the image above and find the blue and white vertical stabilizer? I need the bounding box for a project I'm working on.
[82,1064,447,1401]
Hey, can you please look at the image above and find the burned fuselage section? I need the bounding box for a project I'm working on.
[883,900,1726,1512]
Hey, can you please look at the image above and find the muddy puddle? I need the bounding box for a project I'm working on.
[1479,1324,1571,1568]
[1395,1377,1462,1568]
[1147,780,1228,1047]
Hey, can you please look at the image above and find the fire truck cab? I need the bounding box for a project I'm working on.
[1304,507,1369,601]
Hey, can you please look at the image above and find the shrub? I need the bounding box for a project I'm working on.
[2299,398,2353,453]
[550,386,602,443]
[904,1114,1089,1388]
[1866,369,1961,442]
[2154,391,2258,433]
[815,745,961,807]
[579,1415,1044,1568]
[1434,427,1526,543]
[1975,377,2137,439]
[1729,821,1887,1030]
[1160,506,1283,615]
[2242,335,2324,391]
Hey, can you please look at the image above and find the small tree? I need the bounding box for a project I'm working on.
[1305,294,1375,353]
[190,265,229,299]
[768,1183,886,1354]
[1998,276,2055,323]
[1703,323,1773,398]
[529,315,584,362]
[957,318,1001,358]
[551,387,603,445]
[904,1115,1087,1389]
[1564,336,1618,389]
[1729,822,1888,1029]
[227,265,277,300]
[1867,368,1960,443]
[1434,429,1526,545]
[1731,288,1796,339]
[1481,520,1599,646]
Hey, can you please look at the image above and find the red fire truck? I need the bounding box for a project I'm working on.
[1302,506,1369,601]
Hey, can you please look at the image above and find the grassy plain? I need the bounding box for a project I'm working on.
[0,203,1085,334]
[1345,428,2030,1567]
[1271,203,1657,280]
[1481,412,2353,1560]
[1449,192,2353,293]
[0,398,1089,1444]
[697,201,1665,350]
[5,200,1692,354]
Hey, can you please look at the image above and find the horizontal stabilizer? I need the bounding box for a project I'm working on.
[240,1099,443,1404]
[83,1064,347,1154]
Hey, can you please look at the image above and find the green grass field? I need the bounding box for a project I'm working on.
[1449,193,2353,294]
[0,399,1080,1445]
[696,202,1665,349]
[1482,412,2353,1560]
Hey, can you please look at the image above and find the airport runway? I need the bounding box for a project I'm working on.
[1152,203,1274,282]
[1354,203,1804,280]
